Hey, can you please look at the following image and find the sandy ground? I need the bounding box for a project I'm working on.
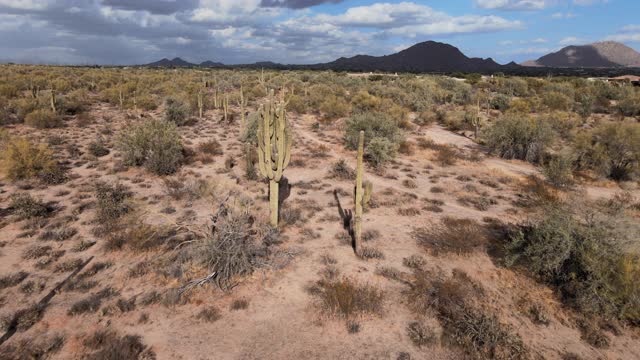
[0,103,639,360]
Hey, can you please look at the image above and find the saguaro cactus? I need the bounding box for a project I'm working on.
[237,85,247,129]
[354,130,365,254]
[50,89,57,113]
[223,95,229,122]
[256,91,292,227]
[197,89,204,119]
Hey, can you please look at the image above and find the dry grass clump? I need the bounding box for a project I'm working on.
[406,270,528,359]
[457,195,496,211]
[329,159,356,180]
[230,299,249,311]
[0,333,64,359]
[196,306,222,322]
[9,193,53,219]
[88,137,110,157]
[407,321,437,347]
[359,246,385,260]
[68,288,116,315]
[1,303,46,333]
[0,271,29,289]
[163,177,214,201]
[1,137,65,184]
[104,217,175,252]
[25,109,62,128]
[403,255,426,269]
[198,139,223,156]
[413,217,487,255]
[308,277,383,318]
[82,329,155,360]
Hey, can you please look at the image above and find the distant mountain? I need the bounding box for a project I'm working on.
[318,41,509,73]
[523,41,640,68]
[145,57,195,67]
[141,41,516,73]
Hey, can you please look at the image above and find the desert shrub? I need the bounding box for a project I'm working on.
[483,115,554,164]
[117,119,184,175]
[0,333,64,359]
[94,182,132,224]
[320,95,349,119]
[163,97,190,125]
[543,152,574,188]
[351,90,382,113]
[88,137,110,157]
[505,204,640,323]
[413,217,487,255]
[308,277,383,318]
[573,122,640,180]
[543,91,572,111]
[25,109,62,128]
[1,137,65,183]
[242,111,260,144]
[407,321,437,347]
[0,271,29,289]
[329,159,356,180]
[544,111,580,139]
[366,137,396,168]
[490,94,511,111]
[575,92,594,118]
[82,329,155,360]
[287,94,307,114]
[616,92,640,117]
[414,110,437,126]
[9,193,51,219]
[196,307,222,322]
[344,111,403,150]
[407,270,527,359]
[198,139,223,156]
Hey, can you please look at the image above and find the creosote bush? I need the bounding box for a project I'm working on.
[483,115,554,164]
[117,119,184,175]
[413,217,487,255]
[505,203,640,323]
[164,97,190,126]
[25,109,62,129]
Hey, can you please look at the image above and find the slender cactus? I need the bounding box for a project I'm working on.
[354,130,365,255]
[118,87,124,110]
[197,89,204,119]
[223,94,229,122]
[256,91,292,227]
[237,85,247,129]
[213,88,219,109]
[50,89,57,113]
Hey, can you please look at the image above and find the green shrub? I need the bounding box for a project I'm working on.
[163,97,189,126]
[1,138,64,183]
[573,122,640,180]
[483,115,554,164]
[94,182,132,223]
[506,204,640,323]
[319,95,349,119]
[344,111,402,150]
[117,119,184,175]
[366,137,396,168]
[9,193,50,219]
[490,94,511,111]
[616,92,640,117]
[24,109,62,129]
[543,152,574,188]
[542,91,572,111]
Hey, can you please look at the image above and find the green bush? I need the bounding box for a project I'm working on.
[616,93,640,117]
[542,91,572,111]
[573,122,640,180]
[506,204,640,323]
[344,111,403,150]
[366,137,396,168]
[483,115,554,164]
[163,97,189,126]
[543,152,574,188]
[490,94,511,111]
[319,95,349,119]
[24,109,62,129]
[117,119,184,175]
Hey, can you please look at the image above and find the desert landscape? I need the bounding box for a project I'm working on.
[0,64,638,360]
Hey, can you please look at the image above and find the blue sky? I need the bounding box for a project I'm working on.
[0,0,638,65]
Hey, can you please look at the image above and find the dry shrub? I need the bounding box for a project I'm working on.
[230,299,249,311]
[329,159,356,180]
[407,321,437,347]
[82,329,155,360]
[0,271,29,289]
[1,137,65,183]
[398,140,415,155]
[68,288,116,315]
[413,217,487,255]
[104,217,175,252]
[308,277,383,318]
[163,177,214,201]
[0,333,64,359]
[94,182,132,225]
[198,139,223,156]
[25,109,62,128]
[359,247,385,260]
[457,195,496,211]
[1,303,46,332]
[9,193,52,219]
[403,254,426,269]
[406,270,528,359]
[196,307,222,322]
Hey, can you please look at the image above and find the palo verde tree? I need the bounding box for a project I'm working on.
[256,91,292,227]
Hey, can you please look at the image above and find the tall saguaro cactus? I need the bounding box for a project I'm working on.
[354,131,365,254]
[197,89,204,119]
[50,88,57,113]
[257,92,292,227]
[237,85,247,129]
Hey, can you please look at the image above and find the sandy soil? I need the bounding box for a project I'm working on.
[0,103,639,360]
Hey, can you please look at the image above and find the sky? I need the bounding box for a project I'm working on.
[0,0,638,65]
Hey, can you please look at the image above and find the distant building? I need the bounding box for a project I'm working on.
[608,75,640,86]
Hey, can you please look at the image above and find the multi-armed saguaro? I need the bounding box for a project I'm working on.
[354,130,372,255]
[257,91,292,227]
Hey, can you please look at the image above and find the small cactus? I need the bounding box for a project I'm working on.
[197,89,204,119]
[354,130,365,254]
[237,85,248,129]
[50,89,57,113]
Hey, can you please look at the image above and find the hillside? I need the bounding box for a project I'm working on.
[523,41,640,68]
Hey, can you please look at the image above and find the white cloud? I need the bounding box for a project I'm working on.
[551,11,577,19]
[474,0,549,11]
[498,46,556,55]
[0,0,51,10]
[558,36,586,45]
[573,0,609,5]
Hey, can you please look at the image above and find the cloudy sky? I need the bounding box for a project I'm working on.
[0,0,637,65]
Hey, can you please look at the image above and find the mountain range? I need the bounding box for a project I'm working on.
[522,41,640,68]
[142,40,640,73]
